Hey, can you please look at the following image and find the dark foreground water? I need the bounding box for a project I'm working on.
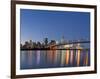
[20,49,90,69]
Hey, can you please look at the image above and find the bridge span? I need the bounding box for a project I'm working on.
[47,41,90,49]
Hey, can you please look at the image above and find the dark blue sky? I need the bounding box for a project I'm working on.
[20,9,90,44]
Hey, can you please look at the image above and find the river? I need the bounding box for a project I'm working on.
[20,49,90,69]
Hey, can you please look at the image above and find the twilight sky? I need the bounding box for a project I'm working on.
[20,9,90,44]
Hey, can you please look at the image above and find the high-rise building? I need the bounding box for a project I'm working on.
[61,36,66,44]
[44,38,48,48]
[29,40,33,48]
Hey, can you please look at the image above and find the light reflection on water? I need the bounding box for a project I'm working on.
[20,49,90,69]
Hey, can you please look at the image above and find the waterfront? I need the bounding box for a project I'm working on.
[20,49,90,69]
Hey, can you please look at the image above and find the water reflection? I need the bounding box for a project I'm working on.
[36,51,40,65]
[65,50,69,65]
[20,49,90,69]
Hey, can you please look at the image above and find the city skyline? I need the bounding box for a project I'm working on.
[20,9,90,44]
